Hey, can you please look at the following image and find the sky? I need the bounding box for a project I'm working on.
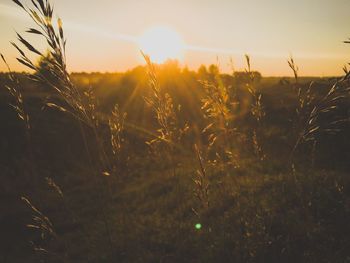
[0,0,349,76]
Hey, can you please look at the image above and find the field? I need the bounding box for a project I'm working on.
[1,0,350,262]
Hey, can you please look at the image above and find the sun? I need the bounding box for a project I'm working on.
[138,26,185,64]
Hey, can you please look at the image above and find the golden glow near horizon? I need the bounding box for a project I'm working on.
[0,0,349,76]
[139,26,185,63]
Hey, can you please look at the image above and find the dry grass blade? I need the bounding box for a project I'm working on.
[12,0,25,9]
[45,177,63,197]
[288,56,299,83]
[26,28,43,35]
[109,104,127,170]
[21,196,56,239]
[245,54,265,161]
[17,32,42,56]
[0,53,31,130]
[57,18,64,39]
[193,144,210,210]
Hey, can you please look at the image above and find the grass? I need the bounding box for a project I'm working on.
[0,0,350,262]
[3,159,349,262]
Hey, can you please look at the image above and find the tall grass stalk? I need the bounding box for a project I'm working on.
[21,196,68,262]
[200,64,240,170]
[142,53,187,176]
[0,54,30,130]
[109,104,127,173]
[288,56,350,165]
[244,55,265,161]
[10,0,119,256]
[10,0,115,174]
[193,144,210,213]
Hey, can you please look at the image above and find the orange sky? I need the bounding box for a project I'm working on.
[0,0,349,76]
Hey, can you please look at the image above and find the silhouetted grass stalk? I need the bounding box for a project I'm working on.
[10,0,117,256]
[200,64,240,169]
[288,56,350,164]
[244,55,265,161]
[193,144,210,212]
[109,104,127,173]
[142,52,184,176]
